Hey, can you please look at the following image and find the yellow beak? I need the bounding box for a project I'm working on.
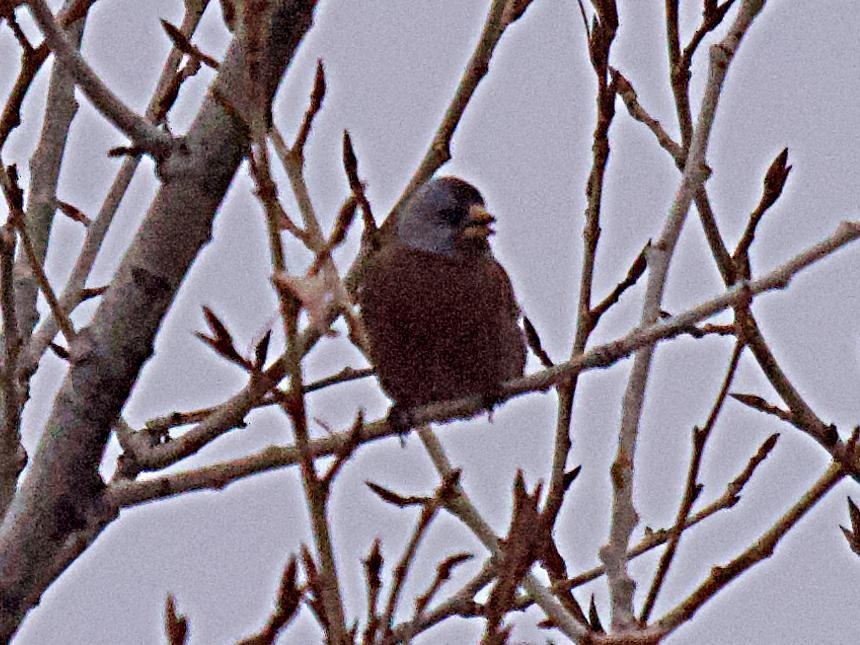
[462,204,496,239]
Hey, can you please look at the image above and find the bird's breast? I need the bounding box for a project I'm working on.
[358,246,525,407]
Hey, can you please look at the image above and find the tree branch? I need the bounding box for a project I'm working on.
[602,1,768,629]
[25,0,173,156]
[0,2,318,637]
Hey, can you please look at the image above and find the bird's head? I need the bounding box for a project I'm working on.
[396,176,496,258]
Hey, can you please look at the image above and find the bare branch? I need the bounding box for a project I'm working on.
[17,0,210,381]
[656,462,845,635]
[544,433,779,597]
[417,426,587,640]
[603,1,770,628]
[0,4,319,637]
[385,0,534,229]
[26,0,173,155]
[0,223,23,516]
[640,340,744,623]
[109,218,860,508]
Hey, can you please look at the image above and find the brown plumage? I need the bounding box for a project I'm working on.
[358,177,525,409]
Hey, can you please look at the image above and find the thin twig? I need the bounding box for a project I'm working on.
[11,210,75,342]
[383,559,493,644]
[656,462,845,635]
[384,0,533,231]
[612,68,683,163]
[0,0,98,152]
[107,218,860,507]
[545,0,618,530]
[728,392,796,425]
[732,147,792,273]
[603,1,768,628]
[417,425,587,640]
[681,1,739,72]
[16,1,209,381]
[342,131,376,239]
[292,58,325,162]
[0,166,75,342]
[655,0,834,454]
[640,340,744,623]
[260,56,348,638]
[270,61,326,246]
[26,0,172,155]
[553,431,779,596]
[380,471,459,637]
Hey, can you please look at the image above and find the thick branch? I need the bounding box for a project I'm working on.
[0,2,318,638]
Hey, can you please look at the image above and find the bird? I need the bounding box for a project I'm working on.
[357,176,526,415]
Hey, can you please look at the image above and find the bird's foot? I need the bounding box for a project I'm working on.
[387,404,415,446]
[479,387,507,422]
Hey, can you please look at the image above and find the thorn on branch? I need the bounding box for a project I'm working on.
[321,410,364,486]
[840,497,860,557]
[79,285,108,301]
[253,329,271,370]
[342,130,377,241]
[414,552,474,618]
[195,306,253,371]
[562,465,582,492]
[300,544,328,630]
[292,59,326,157]
[725,433,779,501]
[107,145,146,158]
[362,538,384,643]
[729,392,795,425]
[307,196,357,276]
[365,481,430,508]
[164,594,188,645]
[49,342,69,360]
[154,58,203,125]
[501,0,536,26]
[591,242,649,321]
[364,538,383,591]
[56,199,91,226]
[523,316,554,367]
[657,310,735,339]
[237,556,302,644]
[734,148,792,271]
[588,594,604,633]
[682,0,738,67]
[160,18,219,69]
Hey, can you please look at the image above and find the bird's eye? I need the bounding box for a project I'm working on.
[438,208,463,225]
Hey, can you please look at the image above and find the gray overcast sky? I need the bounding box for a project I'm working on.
[2,1,859,643]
